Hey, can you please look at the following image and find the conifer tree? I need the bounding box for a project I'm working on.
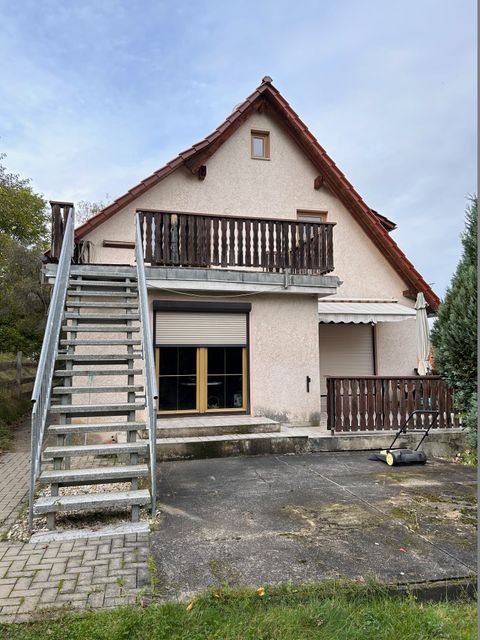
[431,197,477,442]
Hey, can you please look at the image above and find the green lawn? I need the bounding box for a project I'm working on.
[1,583,476,640]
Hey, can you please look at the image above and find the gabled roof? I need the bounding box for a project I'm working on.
[75,77,439,310]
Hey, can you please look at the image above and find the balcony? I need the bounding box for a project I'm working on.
[138,210,335,275]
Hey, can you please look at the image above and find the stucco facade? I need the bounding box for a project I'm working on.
[81,110,420,306]
[75,99,427,423]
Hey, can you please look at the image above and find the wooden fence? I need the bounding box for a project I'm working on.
[326,376,459,432]
[0,352,37,397]
[138,210,335,275]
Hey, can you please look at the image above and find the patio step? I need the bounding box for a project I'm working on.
[44,442,148,458]
[48,421,146,435]
[38,465,149,485]
[157,419,280,438]
[33,490,150,514]
[156,431,309,461]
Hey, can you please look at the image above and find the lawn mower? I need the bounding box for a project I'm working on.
[370,409,439,466]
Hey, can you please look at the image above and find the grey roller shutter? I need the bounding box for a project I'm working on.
[155,312,247,346]
[319,323,374,395]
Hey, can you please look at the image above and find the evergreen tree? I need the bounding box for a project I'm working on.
[431,197,477,442]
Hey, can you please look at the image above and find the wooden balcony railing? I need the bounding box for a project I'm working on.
[326,376,459,433]
[138,210,335,275]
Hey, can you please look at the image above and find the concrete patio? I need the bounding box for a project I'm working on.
[151,451,477,599]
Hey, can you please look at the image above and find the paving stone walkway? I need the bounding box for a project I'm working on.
[0,532,151,623]
[0,453,30,535]
[0,417,153,624]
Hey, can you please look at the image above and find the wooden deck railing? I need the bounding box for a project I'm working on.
[326,376,459,432]
[138,210,335,275]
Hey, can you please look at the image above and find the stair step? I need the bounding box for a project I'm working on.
[61,325,140,332]
[33,490,150,514]
[43,442,148,458]
[64,314,140,321]
[57,354,141,364]
[69,280,138,289]
[66,301,139,308]
[39,465,149,485]
[49,402,145,415]
[48,421,146,434]
[157,421,281,438]
[67,290,138,298]
[69,268,137,281]
[53,385,144,395]
[54,369,143,377]
[60,339,141,346]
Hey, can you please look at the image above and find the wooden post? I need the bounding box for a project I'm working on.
[15,351,22,397]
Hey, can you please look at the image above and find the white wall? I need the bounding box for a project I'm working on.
[376,318,417,376]
[149,290,321,424]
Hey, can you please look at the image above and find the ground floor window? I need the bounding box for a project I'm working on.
[156,346,247,414]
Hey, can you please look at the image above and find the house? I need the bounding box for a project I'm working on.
[67,76,438,424]
[33,77,448,530]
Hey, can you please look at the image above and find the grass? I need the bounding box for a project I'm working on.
[0,582,476,640]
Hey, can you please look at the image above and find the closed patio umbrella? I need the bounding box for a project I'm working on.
[415,292,430,375]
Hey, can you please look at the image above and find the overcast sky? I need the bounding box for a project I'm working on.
[0,0,476,296]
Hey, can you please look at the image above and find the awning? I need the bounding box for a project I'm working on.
[318,301,416,324]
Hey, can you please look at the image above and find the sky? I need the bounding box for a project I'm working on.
[0,0,476,297]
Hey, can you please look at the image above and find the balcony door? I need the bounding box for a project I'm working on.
[157,346,247,414]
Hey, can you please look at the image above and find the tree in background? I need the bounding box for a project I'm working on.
[75,198,110,225]
[431,197,477,447]
[0,153,47,246]
[0,154,50,356]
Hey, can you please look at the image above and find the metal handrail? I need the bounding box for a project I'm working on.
[29,206,75,529]
[135,215,158,514]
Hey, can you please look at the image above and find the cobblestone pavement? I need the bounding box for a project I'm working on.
[0,417,153,624]
[0,453,30,535]
[0,532,151,623]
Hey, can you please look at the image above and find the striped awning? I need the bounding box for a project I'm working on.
[318,301,416,324]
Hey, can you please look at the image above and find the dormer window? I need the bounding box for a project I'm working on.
[251,130,270,159]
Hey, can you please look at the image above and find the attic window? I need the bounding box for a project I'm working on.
[251,131,270,159]
[297,210,328,223]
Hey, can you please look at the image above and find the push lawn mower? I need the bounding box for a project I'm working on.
[370,409,439,466]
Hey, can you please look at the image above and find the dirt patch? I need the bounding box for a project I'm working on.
[280,502,382,540]
[384,489,477,539]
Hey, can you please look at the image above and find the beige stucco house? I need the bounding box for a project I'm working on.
[68,76,439,425]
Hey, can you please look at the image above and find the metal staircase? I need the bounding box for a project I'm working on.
[29,206,157,531]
